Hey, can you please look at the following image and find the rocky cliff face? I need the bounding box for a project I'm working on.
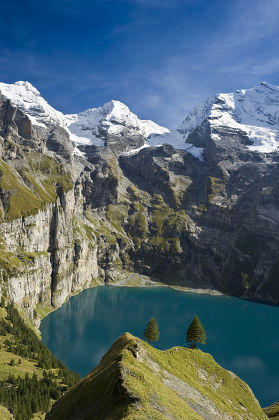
[0,81,279,324]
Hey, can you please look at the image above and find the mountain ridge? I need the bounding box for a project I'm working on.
[45,332,267,420]
[0,81,169,154]
[2,80,279,158]
[177,81,279,154]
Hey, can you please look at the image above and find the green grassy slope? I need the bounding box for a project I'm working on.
[0,154,73,222]
[0,405,13,419]
[46,333,267,420]
[0,303,80,420]
[264,401,279,419]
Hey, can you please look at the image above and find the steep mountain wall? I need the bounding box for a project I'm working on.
[1,82,279,324]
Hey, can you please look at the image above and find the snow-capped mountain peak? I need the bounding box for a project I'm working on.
[65,99,169,148]
[1,80,279,159]
[146,82,279,160]
[0,81,65,128]
[102,99,130,117]
[177,82,279,154]
[14,81,41,96]
[0,81,169,150]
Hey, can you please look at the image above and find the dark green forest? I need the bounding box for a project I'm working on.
[0,303,80,420]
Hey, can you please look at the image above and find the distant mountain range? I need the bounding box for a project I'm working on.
[2,80,279,155]
[0,80,279,321]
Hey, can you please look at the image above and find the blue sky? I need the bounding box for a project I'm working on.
[1,0,279,128]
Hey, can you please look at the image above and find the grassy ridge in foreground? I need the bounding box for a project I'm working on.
[46,332,267,420]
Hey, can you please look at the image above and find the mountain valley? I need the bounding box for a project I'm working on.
[0,80,279,418]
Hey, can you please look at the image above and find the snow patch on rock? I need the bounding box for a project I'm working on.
[148,130,204,160]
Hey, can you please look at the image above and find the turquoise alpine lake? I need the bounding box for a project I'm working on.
[40,285,279,407]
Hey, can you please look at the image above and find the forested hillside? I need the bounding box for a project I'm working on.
[0,301,79,420]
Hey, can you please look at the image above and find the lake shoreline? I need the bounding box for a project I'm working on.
[36,272,277,330]
[109,275,224,297]
[107,272,279,305]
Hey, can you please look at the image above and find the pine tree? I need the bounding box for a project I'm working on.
[144,317,160,345]
[186,315,206,349]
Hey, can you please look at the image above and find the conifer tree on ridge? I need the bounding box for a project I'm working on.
[144,317,160,345]
[186,315,206,349]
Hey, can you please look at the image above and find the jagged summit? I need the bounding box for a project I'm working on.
[66,98,169,150]
[1,80,279,158]
[0,81,169,152]
[14,80,41,94]
[146,82,279,160]
[102,99,170,138]
[177,81,279,154]
[101,99,136,122]
[0,80,65,128]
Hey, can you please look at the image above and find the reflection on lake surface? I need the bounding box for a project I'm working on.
[40,286,279,406]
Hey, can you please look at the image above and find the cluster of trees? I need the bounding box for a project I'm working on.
[0,317,12,336]
[3,304,80,381]
[144,315,206,349]
[0,304,80,420]
[0,371,62,420]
